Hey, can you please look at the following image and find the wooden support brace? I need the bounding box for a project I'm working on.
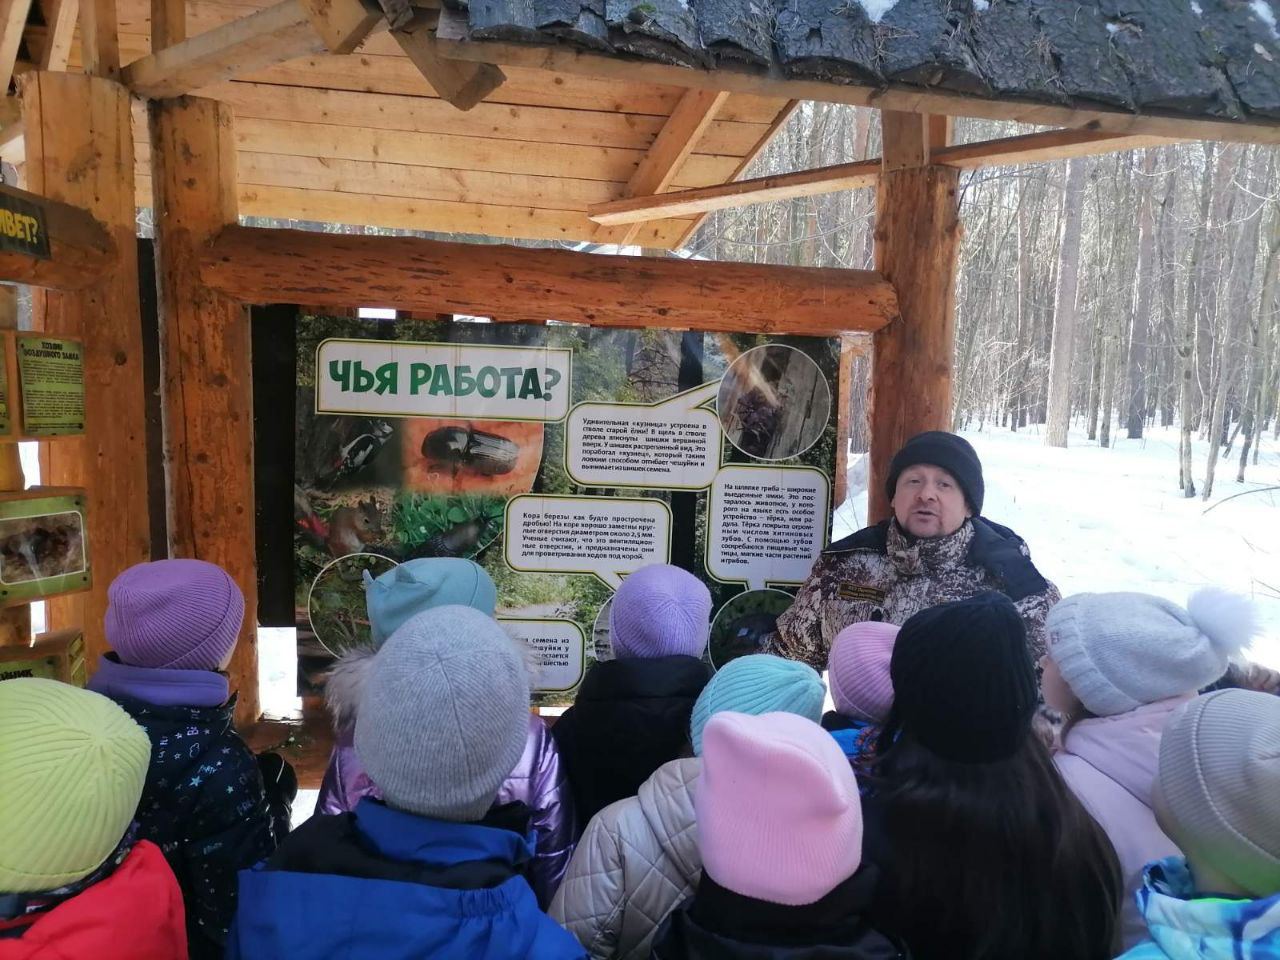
[593,87,729,245]
[124,0,384,98]
[0,0,35,92]
[589,129,1177,226]
[0,183,117,289]
[150,96,260,725]
[200,225,900,335]
[81,0,122,79]
[391,10,504,111]
[37,0,79,69]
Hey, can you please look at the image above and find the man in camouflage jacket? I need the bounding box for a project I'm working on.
[772,432,1060,672]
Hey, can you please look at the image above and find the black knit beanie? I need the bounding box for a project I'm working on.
[885,431,984,514]
[887,592,1036,763]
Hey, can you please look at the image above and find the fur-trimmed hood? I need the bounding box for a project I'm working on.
[324,646,378,731]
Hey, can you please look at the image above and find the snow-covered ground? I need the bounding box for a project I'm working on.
[835,422,1280,668]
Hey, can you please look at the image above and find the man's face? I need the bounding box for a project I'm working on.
[891,464,971,538]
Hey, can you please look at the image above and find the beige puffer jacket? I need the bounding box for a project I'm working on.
[550,757,700,960]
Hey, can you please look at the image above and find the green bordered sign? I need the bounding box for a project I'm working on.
[0,193,51,260]
[17,336,85,436]
[0,491,91,606]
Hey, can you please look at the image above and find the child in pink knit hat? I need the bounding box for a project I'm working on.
[650,711,905,958]
[824,621,899,771]
[87,559,283,960]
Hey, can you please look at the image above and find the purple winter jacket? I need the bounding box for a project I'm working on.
[315,647,577,908]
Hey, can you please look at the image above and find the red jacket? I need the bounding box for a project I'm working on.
[0,841,187,960]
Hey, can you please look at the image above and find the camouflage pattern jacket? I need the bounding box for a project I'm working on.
[770,517,1060,672]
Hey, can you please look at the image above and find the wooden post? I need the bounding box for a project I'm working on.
[0,285,31,648]
[19,71,150,661]
[150,96,260,726]
[868,111,961,523]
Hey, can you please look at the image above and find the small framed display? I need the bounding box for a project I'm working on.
[0,487,91,607]
[0,628,86,686]
[0,331,86,441]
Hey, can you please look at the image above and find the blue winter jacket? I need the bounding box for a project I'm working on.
[1119,857,1280,959]
[226,798,586,960]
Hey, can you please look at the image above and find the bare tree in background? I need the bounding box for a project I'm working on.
[1046,158,1087,448]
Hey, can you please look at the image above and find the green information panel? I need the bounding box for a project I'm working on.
[0,492,91,605]
[17,336,85,436]
[0,193,50,260]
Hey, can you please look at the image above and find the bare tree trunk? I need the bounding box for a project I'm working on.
[1238,195,1280,481]
[1126,151,1159,439]
[1087,320,1104,440]
[1205,148,1264,500]
[1179,145,1217,496]
[1046,158,1088,447]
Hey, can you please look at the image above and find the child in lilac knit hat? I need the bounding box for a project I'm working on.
[553,563,713,823]
[823,621,899,771]
[88,559,280,960]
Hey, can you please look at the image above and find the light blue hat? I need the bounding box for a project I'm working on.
[364,559,497,647]
[690,654,826,756]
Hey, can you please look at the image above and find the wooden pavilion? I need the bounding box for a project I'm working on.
[0,0,1277,733]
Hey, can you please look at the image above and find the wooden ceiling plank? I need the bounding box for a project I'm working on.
[595,86,728,245]
[196,80,769,153]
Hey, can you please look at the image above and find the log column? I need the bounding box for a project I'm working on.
[151,96,259,726]
[868,111,961,523]
[20,71,150,660]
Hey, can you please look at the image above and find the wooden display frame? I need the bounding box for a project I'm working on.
[0,486,92,608]
[0,329,86,441]
[0,627,86,685]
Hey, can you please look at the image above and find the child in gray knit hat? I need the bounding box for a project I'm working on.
[1041,587,1257,951]
[227,606,585,959]
[1119,689,1280,958]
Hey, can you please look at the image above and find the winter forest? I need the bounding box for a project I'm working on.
[686,103,1280,502]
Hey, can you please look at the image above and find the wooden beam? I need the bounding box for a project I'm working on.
[81,0,121,79]
[0,0,35,92]
[589,129,1177,226]
[881,110,929,171]
[0,183,117,289]
[151,0,185,48]
[37,0,79,69]
[150,96,260,725]
[673,98,800,249]
[201,225,899,335]
[868,114,960,523]
[594,87,729,246]
[591,159,880,225]
[392,11,504,111]
[932,129,1176,168]
[123,0,383,99]
[299,0,383,54]
[431,25,1280,146]
[20,70,150,666]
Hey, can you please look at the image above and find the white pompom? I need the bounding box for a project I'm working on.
[1186,587,1258,656]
